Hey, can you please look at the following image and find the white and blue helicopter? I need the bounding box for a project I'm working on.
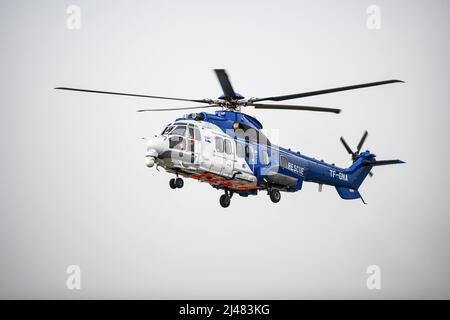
[56,69,404,207]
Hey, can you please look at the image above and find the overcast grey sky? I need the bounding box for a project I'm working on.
[0,0,449,299]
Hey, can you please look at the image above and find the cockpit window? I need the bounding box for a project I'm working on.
[170,125,186,137]
[161,125,173,135]
[169,136,186,150]
[194,126,201,141]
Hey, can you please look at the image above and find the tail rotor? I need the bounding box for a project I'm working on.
[340,130,374,177]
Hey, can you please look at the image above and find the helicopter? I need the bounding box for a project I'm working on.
[55,69,405,207]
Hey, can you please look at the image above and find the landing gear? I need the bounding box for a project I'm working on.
[175,177,184,188]
[219,191,233,208]
[169,177,184,189]
[219,194,231,208]
[269,189,281,203]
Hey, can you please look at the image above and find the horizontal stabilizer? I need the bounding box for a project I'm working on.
[336,186,361,200]
[363,159,405,167]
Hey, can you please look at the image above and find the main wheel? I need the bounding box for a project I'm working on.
[169,178,177,189]
[175,178,184,188]
[219,194,231,208]
[269,189,281,203]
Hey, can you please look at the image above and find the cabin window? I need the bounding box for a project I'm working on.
[258,131,271,147]
[261,150,270,165]
[224,139,233,155]
[280,155,288,168]
[215,136,224,153]
[234,125,271,146]
[245,144,255,163]
[236,142,244,158]
[169,136,186,150]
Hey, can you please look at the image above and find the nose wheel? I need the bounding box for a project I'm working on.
[169,177,184,189]
[219,191,233,208]
[219,194,231,208]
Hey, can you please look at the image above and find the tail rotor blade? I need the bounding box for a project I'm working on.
[357,130,368,153]
[340,137,354,155]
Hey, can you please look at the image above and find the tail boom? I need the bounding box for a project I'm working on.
[334,156,405,201]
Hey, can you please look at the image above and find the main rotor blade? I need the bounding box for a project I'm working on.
[214,69,237,99]
[340,137,354,155]
[356,130,368,153]
[137,105,219,112]
[250,103,341,114]
[252,80,404,102]
[54,87,209,103]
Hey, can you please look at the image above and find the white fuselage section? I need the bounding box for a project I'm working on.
[145,119,257,191]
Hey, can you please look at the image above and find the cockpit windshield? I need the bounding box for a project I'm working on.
[161,125,173,135]
[170,125,186,136]
[161,123,188,137]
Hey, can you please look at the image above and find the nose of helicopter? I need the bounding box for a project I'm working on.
[145,136,167,167]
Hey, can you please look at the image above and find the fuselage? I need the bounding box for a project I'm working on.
[145,110,360,196]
